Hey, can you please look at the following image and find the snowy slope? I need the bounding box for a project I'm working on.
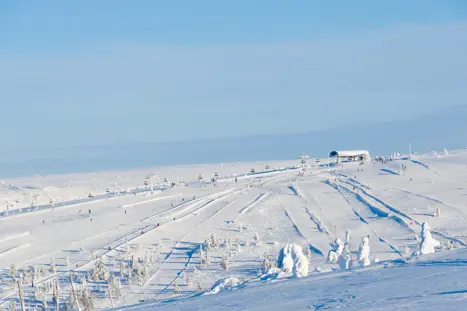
[1,149,467,310]
[120,248,467,311]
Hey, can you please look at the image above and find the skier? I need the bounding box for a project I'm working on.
[88,209,91,215]
[124,210,127,214]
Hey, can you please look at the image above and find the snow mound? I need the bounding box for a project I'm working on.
[277,244,309,278]
[420,222,441,255]
[207,276,241,295]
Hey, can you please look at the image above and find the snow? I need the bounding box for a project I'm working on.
[420,222,441,255]
[2,149,467,310]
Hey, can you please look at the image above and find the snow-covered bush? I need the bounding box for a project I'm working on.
[277,244,309,278]
[358,236,371,267]
[420,222,440,255]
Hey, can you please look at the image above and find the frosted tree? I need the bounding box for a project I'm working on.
[434,207,441,217]
[345,230,352,249]
[204,234,220,251]
[404,244,411,256]
[119,262,126,278]
[10,264,17,277]
[358,236,371,267]
[220,256,230,271]
[90,258,110,281]
[338,243,352,270]
[49,257,57,274]
[262,257,272,272]
[420,222,440,255]
[109,276,122,299]
[327,238,345,264]
[79,289,94,311]
[173,281,180,294]
[277,244,309,278]
[253,232,260,245]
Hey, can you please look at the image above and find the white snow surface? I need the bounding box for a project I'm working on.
[2,150,467,310]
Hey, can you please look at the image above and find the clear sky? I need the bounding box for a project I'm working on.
[1,0,466,151]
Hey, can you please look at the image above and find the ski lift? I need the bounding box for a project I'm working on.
[316,159,320,163]
[106,188,110,193]
[265,165,270,170]
[198,174,203,180]
[164,177,168,183]
[88,193,94,198]
[144,180,149,186]
[49,198,53,204]
[301,159,306,164]
[214,172,219,178]
[250,168,255,174]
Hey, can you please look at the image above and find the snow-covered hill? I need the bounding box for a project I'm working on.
[1,149,467,310]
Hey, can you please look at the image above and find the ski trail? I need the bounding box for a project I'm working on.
[273,193,324,256]
[239,192,271,215]
[338,176,467,247]
[411,159,440,175]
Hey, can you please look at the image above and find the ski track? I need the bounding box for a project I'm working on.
[411,159,440,175]
[239,192,271,215]
[322,179,409,258]
[338,176,467,247]
[273,193,324,256]
[126,192,245,304]
[294,184,330,235]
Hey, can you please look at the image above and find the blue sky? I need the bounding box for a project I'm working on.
[1,1,466,152]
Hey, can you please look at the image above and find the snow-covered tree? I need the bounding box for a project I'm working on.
[420,222,440,255]
[277,244,309,278]
[205,234,220,251]
[404,244,411,256]
[338,248,352,270]
[345,230,352,248]
[327,238,345,264]
[10,264,17,277]
[109,275,122,299]
[220,256,229,271]
[90,258,110,281]
[79,289,94,311]
[434,207,441,217]
[173,281,180,294]
[49,257,57,274]
[358,236,371,267]
[253,232,260,245]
